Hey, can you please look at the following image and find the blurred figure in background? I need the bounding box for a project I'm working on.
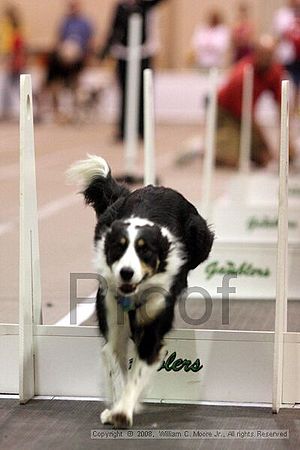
[99,0,166,141]
[0,4,26,120]
[182,10,229,165]
[191,10,230,70]
[231,2,254,62]
[216,36,295,168]
[41,0,94,122]
[273,0,300,113]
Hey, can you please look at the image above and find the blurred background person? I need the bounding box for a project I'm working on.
[39,0,94,123]
[273,0,300,114]
[191,10,230,71]
[179,10,229,166]
[216,35,295,168]
[98,0,167,142]
[231,2,254,63]
[0,4,26,120]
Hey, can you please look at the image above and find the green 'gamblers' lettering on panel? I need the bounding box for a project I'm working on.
[247,216,297,230]
[289,187,300,196]
[158,352,203,373]
[205,261,271,280]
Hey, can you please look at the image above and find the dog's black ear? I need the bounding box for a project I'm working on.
[184,215,214,270]
[94,197,126,238]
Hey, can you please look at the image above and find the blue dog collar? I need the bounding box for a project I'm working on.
[117,296,136,312]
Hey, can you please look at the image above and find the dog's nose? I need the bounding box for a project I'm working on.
[120,267,134,282]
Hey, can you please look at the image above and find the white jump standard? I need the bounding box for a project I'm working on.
[201,68,218,222]
[116,14,144,185]
[143,68,156,187]
[272,80,289,414]
[19,74,42,404]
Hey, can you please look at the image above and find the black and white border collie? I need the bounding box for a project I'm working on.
[67,155,214,428]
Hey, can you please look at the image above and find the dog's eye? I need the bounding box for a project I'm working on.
[137,239,145,248]
[137,243,153,258]
[119,237,127,246]
[137,241,150,253]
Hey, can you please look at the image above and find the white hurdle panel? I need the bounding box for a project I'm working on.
[1,77,300,412]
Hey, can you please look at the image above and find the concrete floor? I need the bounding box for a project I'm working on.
[0,399,299,450]
[0,120,299,331]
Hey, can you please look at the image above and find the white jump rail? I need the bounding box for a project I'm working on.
[124,14,142,176]
[143,68,156,186]
[1,77,300,413]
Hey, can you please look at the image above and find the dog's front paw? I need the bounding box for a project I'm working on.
[100,408,113,425]
[111,410,133,429]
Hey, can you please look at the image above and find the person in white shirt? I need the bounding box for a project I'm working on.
[191,10,230,70]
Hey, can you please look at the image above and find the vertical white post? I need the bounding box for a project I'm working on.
[201,68,218,221]
[124,14,142,175]
[272,80,289,414]
[19,74,42,404]
[239,64,253,173]
[144,69,156,186]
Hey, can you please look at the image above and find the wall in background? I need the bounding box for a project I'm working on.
[0,0,285,68]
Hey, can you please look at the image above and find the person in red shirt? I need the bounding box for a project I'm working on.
[273,0,300,113]
[216,35,294,167]
[284,10,300,112]
[231,2,254,62]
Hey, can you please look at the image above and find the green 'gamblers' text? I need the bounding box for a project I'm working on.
[247,216,297,231]
[158,351,203,373]
[205,261,271,280]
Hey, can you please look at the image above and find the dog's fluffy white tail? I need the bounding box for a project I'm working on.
[66,154,110,189]
[66,154,129,217]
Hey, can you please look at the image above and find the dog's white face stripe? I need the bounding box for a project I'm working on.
[111,223,143,286]
[126,217,154,228]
